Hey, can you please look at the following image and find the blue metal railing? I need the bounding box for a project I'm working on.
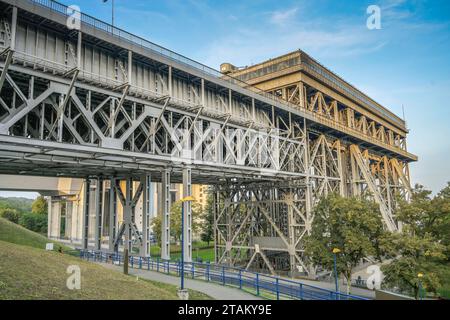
[79,249,368,301]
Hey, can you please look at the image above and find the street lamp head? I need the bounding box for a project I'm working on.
[332,248,341,254]
[418,273,424,278]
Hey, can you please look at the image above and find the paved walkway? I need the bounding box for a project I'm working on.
[99,263,262,300]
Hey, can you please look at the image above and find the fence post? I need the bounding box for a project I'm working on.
[206,262,210,281]
[130,256,134,268]
[256,273,260,296]
[299,283,303,300]
[147,257,150,271]
[157,257,160,272]
[276,278,280,300]
[222,266,225,286]
[167,260,170,274]
[192,263,195,278]
[239,269,242,290]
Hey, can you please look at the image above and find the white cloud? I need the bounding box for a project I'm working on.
[269,7,298,27]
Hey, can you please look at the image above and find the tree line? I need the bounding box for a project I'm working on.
[0,196,48,234]
[306,183,450,299]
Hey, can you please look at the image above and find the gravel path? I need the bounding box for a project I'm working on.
[99,263,263,300]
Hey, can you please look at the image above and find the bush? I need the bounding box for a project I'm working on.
[0,208,20,224]
[19,212,47,234]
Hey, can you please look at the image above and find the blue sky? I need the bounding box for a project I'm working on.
[2,0,449,198]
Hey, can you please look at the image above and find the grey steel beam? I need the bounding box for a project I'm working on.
[108,177,117,252]
[94,177,104,251]
[160,169,171,261]
[140,174,151,256]
[82,179,91,249]
[182,167,192,263]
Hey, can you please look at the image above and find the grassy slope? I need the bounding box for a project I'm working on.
[0,217,70,251]
[0,218,211,300]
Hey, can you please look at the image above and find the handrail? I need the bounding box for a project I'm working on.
[79,249,369,301]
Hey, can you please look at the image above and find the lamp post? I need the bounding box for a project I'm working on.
[332,248,341,295]
[418,273,424,300]
[102,0,115,27]
[180,196,195,293]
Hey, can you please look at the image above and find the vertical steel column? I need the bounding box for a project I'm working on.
[57,94,64,142]
[82,179,91,249]
[124,177,133,252]
[213,189,220,264]
[182,167,192,263]
[128,50,132,84]
[94,178,104,251]
[140,174,151,256]
[10,6,17,51]
[77,31,82,69]
[161,169,171,261]
[108,177,117,251]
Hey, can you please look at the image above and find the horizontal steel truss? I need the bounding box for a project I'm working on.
[268,81,409,153]
[0,64,312,180]
[214,134,412,275]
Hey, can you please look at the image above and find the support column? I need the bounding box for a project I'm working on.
[124,177,133,252]
[161,169,171,261]
[140,174,151,257]
[77,31,82,69]
[70,200,78,243]
[94,178,104,250]
[10,6,17,51]
[109,178,117,252]
[50,200,62,239]
[183,167,192,263]
[82,179,91,249]
[65,201,72,239]
[47,197,53,239]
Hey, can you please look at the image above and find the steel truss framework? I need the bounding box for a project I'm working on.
[0,1,414,275]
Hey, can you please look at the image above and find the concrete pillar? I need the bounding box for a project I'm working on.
[47,197,52,239]
[161,169,171,260]
[82,179,91,249]
[49,200,62,239]
[140,174,151,256]
[65,201,72,239]
[94,178,104,250]
[182,167,192,263]
[69,200,78,243]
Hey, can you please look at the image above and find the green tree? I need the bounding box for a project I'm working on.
[0,208,20,224]
[381,232,445,298]
[19,212,48,234]
[381,184,448,298]
[201,194,214,246]
[31,196,48,215]
[151,200,205,246]
[305,193,386,294]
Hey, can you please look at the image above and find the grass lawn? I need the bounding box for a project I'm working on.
[0,218,212,300]
[150,241,215,262]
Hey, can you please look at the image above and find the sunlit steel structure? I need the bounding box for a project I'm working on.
[0,0,416,275]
